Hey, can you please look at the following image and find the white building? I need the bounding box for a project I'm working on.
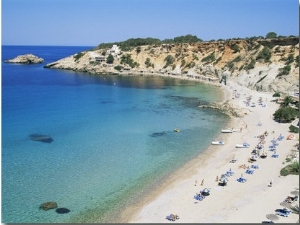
[107,45,121,57]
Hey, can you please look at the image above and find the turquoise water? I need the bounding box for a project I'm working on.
[1,46,229,223]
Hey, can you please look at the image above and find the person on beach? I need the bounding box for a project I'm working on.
[201,179,204,186]
[269,180,273,187]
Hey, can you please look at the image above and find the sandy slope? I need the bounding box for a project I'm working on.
[126,80,299,223]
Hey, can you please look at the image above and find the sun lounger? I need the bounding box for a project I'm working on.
[271,154,279,158]
[194,194,205,201]
[230,159,237,163]
[245,169,254,174]
[237,177,247,183]
[251,165,259,169]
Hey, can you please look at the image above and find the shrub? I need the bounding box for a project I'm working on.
[164,55,175,68]
[74,52,84,61]
[285,54,294,65]
[266,31,277,39]
[295,55,299,67]
[232,44,240,53]
[201,52,215,63]
[106,54,114,64]
[277,65,291,77]
[145,58,154,68]
[280,161,299,176]
[273,106,298,123]
[114,65,123,71]
[289,125,299,133]
[272,92,280,97]
[244,58,256,70]
[256,46,271,62]
[136,46,141,54]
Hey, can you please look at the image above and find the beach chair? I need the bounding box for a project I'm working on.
[271,154,279,158]
[251,164,259,169]
[237,177,246,183]
[245,169,254,174]
[194,194,205,201]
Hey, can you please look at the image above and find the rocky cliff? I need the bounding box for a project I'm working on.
[44,37,299,94]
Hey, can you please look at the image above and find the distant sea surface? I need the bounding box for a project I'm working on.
[1,45,229,223]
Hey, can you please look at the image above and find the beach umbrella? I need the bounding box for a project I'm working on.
[266,214,279,221]
[280,201,292,208]
[291,190,299,195]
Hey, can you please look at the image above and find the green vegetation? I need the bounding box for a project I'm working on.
[106,54,114,64]
[244,58,256,70]
[120,54,138,68]
[277,65,291,77]
[163,55,175,68]
[136,46,141,54]
[114,65,123,71]
[144,58,154,68]
[285,54,294,65]
[232,44,240,53]
[273,106,298,123]
[280,161,299,176]
[96,34,203,50]
[266,31,277,39]
[256,46,271,62]
[272,92,281,97]
[186,61,196,68]
[295,55,299,67]
[201,52,215,63]
[74,52,84,61]
[289,124,299,133]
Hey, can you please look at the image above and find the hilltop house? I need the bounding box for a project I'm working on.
[88,52,106,63]
[107,45,121,57]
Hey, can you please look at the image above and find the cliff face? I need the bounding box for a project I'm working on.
[45,37,299,94]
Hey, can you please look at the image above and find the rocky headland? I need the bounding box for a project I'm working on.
[44,37,299,94]
[5,54,44,64]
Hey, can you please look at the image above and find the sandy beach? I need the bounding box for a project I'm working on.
[125,80,299,223]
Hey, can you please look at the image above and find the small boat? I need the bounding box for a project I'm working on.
[174,128,180,132]
[221,129,233,133]
[211,141,225,145]
[235,143,250,148]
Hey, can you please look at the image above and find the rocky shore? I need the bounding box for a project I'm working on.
[5,54,44,64]
[44,37,299,95]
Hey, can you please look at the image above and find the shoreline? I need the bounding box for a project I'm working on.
[123,80,299,223]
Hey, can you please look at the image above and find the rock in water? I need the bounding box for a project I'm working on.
[29,134,53,143]
[39,201,58,211]
[55,208,70,214]
[5,54,44,64]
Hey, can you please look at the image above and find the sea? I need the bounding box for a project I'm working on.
[1,45,229,223]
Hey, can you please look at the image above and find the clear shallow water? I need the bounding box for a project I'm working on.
[1,46,229,223]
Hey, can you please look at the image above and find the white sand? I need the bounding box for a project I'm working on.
[126,80,299,223]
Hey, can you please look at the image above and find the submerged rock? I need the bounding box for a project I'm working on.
[39,201,58,211]
[29,134,53,143]
[5,54,44,64]
[55,207,70,214]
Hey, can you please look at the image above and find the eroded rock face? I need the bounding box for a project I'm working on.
[5,54,44,64]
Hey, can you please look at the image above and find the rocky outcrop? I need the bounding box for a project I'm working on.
[5,54,44,64]
[39,202,58,211]
[199,100,250,118]
[44,37,299,94]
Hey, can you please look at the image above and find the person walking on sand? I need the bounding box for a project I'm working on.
[201,179,204,186]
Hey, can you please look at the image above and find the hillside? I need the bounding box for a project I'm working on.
[44,37,299,94]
